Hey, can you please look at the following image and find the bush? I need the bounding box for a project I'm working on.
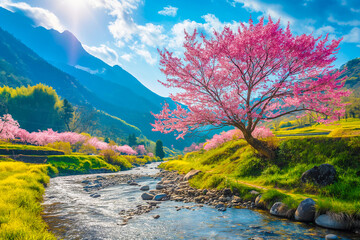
[46,141,72,154]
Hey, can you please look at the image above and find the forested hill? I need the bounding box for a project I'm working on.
[341,57,360,92]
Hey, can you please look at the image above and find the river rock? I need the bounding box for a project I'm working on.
[141,192,154,200]
[295,198,316,222]
[154,193,168,201]
[325,234,338,240]
[250,190,260,195]
[90,193,101,198]
[315,214,348,230]
[184,170,201,181]
[223,188,232,197]
[156,184,165,190]
[270,202,290,218]
[301,164,336,186]
[254,194,262,206]
[140,185,150,191]
[153,215,160,219]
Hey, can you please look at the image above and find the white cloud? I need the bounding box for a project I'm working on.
[158,6,178,17]
[88,0,166,49]
[75,65,99,74]
[232,0,295,25]
[83,44,119,66]
[121,53,133,61]
[130,45,157,65]
[343,27,360,43]
[328,15,360,27]
[0,0,65,32]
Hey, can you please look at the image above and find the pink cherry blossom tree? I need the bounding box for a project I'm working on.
[152,17,350,159]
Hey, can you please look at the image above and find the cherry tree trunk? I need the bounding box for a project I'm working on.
[242,130,275,159]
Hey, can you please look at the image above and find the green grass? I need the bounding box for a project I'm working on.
[47,155,120,175]
[160,136,360,216]
[0,143,59,152]
[0,161,56,239]
[274,118,360,137]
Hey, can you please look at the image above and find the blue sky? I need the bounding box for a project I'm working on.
[0,0,359,97]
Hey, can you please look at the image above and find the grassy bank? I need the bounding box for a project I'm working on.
[0,142,161,239]
[0,161,56,239]
[161,136,360,217]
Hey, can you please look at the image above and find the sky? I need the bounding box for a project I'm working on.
[0,0,359,97]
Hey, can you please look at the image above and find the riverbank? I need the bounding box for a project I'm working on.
[0,151,160,239]
[160,136,360,234]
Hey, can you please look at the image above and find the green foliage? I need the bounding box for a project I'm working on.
[128,133,137,146]
[60,99,74,131]
[45,141,72,155]
[161,136,360,215]
[155,140,165,159]
[47,155,119,175]
[0,84,65,131]
[0,161,56,239]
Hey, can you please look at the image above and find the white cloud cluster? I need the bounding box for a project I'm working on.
[83,44,119,66]
[0,0,65,32]
[343,27,360,45]
[232,0,295,25]
[87,0,167,64]
[158,6,178,17]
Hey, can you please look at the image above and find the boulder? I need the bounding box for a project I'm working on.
[295,198,316,222]
[140,185,150,191]
[250,190,260,195]
[315,214,348,230]
[154,193,168,201]
[184,170,201,181]
[153,215,160,219]
[270,202,290,218]
[141,192,154,200]
[223,188,232,197]
[301,164,336,186]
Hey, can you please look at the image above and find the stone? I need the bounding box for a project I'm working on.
[141,192,154,200]
[129,181,138,186]
[301,164,336,186]
[154,193,168,201]
[184,170,201,181]
[295,198,316,222]
[250,190,260,195]
[156,184,165,190]
[153,215,160,219]
[315,214,348,230]
[254,195,262,206]
[270,202,290,218]
[140,185,150,191]
[325,234,338,240]
[223,188,232,197]
[90,193,100,198]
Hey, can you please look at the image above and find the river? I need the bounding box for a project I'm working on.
[42,162,359,240]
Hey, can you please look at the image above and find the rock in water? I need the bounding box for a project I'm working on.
[154,194,168,201]
[325,234,338,240]
[153,215,160,219]
[315,214,348,230]
[140,185,150,191]
[270,202,290,218]
[301,164,336,186]
[141,192,154,200]
[295,198,316,222]
[184,170,201,181]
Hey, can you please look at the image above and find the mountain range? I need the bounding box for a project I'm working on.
[0,7,186,149]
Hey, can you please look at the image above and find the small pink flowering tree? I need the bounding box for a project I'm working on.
[152,17,350,159]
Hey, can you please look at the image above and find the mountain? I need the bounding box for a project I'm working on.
[0,27,142,139]
[0,7,186,148]
[341,57,360,91]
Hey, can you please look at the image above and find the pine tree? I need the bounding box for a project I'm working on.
[128,133,137,146]
[61,99,74,131]
[155,140,165,159]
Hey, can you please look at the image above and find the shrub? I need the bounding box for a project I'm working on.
[46,141,72,154]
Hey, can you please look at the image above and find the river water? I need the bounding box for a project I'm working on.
[42,162,359,240]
